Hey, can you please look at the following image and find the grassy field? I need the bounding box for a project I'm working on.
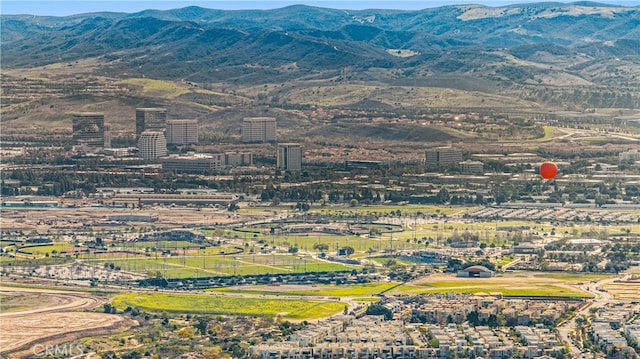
[394,285,591,298]
[280,84,539,109]
[369,257,417,266]
[392,274,593,298]
[310,204,469,216]
[528,125,554,142]
[89,253,355,278]
[112,293,345,320]
[0,293,52,312]
[209,282,398,297]
[352,297,381,302]
[17,243,74,255]
[532,273,617,282]
[117,78,190,99]
[125,240,203,250]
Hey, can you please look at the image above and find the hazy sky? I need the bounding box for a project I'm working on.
[2,0,639,16]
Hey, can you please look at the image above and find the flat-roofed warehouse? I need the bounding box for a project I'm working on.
[109,193,238,207]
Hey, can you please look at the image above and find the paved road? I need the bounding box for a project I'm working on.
[556,276,618,357]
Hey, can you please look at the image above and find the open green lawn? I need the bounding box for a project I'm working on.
[369,257,417,266]
[533,273,617,282]
[527,125,554,142]
[17,243,77,255]
[496,257,516,268]
[112,293,345,320]
[392,272,599,298]
[210,282,398,297]
[352,297,381,303]
[394,283,591,298]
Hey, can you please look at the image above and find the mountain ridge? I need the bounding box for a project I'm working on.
[1,2,639,111]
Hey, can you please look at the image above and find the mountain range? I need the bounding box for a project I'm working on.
[2,2,640,113]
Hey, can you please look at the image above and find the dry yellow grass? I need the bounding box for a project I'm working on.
[117,78,191,99]
[279,84,540,109]
[602,280,640,300]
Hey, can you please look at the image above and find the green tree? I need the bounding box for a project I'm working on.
[436,188,450,204]
[194,316,210,336]
[429,338,440,348]
[313,243,329,252]
[365,304,393,320]
[339,246,355,256]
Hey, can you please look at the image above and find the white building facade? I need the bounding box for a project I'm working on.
[166,119,198,145]
[138,131,167,161]
[242,117,276,143]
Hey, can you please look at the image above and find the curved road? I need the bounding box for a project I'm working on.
[556,276,617,357]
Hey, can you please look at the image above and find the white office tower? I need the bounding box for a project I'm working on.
[138,131,167,161]
[277,143,302,171]
[242,117,276,143]
[426,146,463,166]
[166,119,198,145]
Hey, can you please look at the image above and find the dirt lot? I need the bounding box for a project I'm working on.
[0,287,137,358]
[0,203,244,233]
[602,280,640,301]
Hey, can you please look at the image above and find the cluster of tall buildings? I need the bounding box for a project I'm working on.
[72,108,198,156]
[71,111,303,171]
[241,117,303,170]
[134,108,198,160]
[71,111,502,174]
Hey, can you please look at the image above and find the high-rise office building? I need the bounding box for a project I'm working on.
[277,143,302,171]
[136,108,167,139]
[138,131,167,161]
[72,112,105,147]
[242,117,276,143]
[426,146,463,166]
[166,119,198,145]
